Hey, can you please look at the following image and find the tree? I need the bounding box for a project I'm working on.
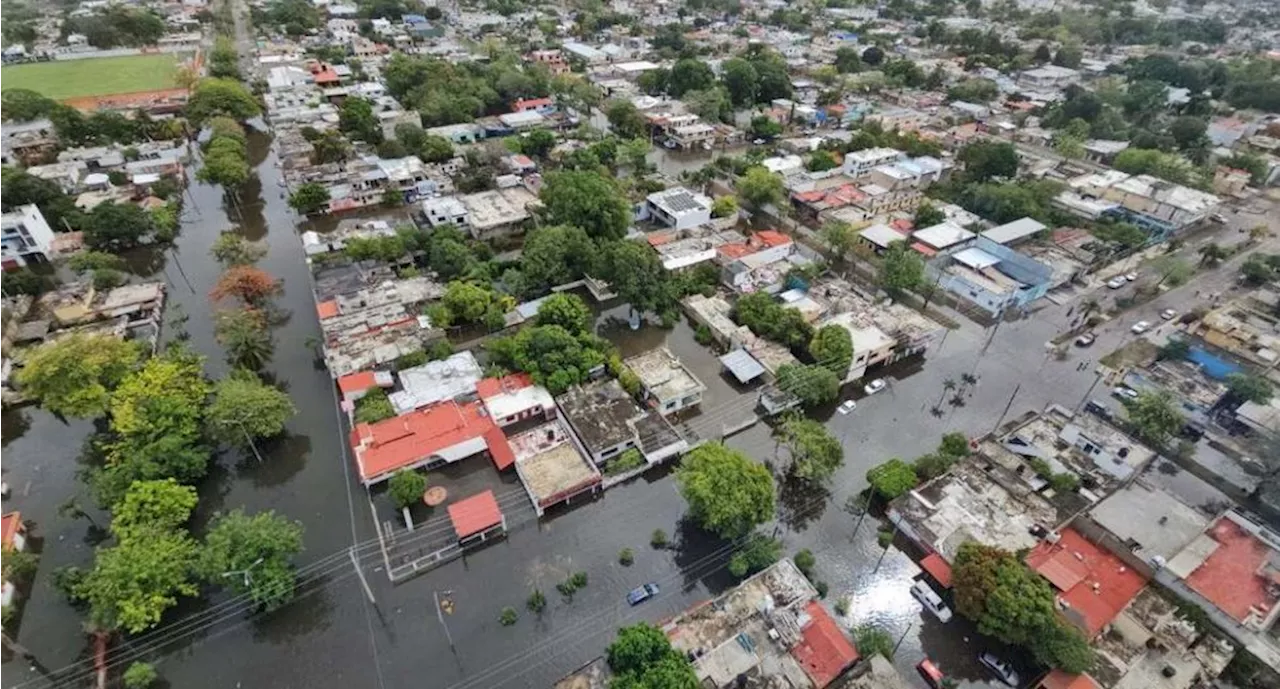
[197,143,250,189]
[123,662,158,689]
[389,469,427,509]
[1125,390,1183,446]
[1052,44,1083,68]
[1225,373,1273,405]
[208,36,242,79]
[83,201,154,251]
[15,334,142,418]
[779,416,843,483]
[668,58,716,97]
[534,293,592,335]
[854,625,895,660]
[518,224,596,293]
[676,443,775,540]
[822,221,857,257]
[775,363,840,408]
[721,58,759,106]
[809,325,853,376]
[75,531,198,633]
[338,96,382,143]
[938,432,971,459]
[211,233,267,266]
[737,166,784,208]
[606,100,647,140]
[879,243,925,296]
[206,374,296,449]
[867,459,918,500]
[608,623,698,689]
[210,266,281,307]
[834,47,862,74]
[861,46,885,66]
[683,88,731,123]
[442,281,497,323]
[539,171,631,241]
[748,115,783,140]
[214,309,273,370]
[807,150,840,172]
[914,202,945,229]
[728,533,781,578]
[419,134,455,163]
[495,324,607,394]
[186,78,261,125]
[199,510,304,611]
[310,130,351,165]
[514,128,557,159]
[1151,256,1194,287]
[354,388,396,425]
[957,141,1018,182]
[1169,116,1207,151]
[1197,243,1229,267]
[1158,338,1191,361]
[288,182,330,215]
[598,240,669,316]
[2,89,57,122]
[711,196,738,218]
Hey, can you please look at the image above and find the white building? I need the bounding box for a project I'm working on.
[1,204,56,269]
[646,187,712,231]
[842,147,904,179]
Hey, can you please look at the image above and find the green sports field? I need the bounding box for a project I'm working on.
[0,54,181,100]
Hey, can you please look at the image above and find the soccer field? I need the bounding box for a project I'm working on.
[0,54,181,100]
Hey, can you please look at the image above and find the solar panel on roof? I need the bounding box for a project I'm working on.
[663,191,702,213]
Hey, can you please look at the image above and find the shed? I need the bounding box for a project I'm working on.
[981,217,1046,246]
[448,490,506,544]
[720,349,766,384]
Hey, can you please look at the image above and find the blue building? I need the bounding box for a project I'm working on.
[928,236,1053,316]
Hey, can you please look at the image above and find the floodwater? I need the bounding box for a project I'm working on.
[3,127,1021,689]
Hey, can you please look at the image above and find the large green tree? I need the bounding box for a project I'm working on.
[607,623,698,689]
[205,373,297,450]
[778,416,844,483]
[15,334,142,418]
[775,363,840,408]
[519,225,596,293]
[879,243,925,296]
[75,531,199,633]
[539,171,632,241]
[186,78,261,125]
[199,509,304,611]
[736,166,784,208]
[605,99,647,139]
[721,58,759,107]
[957,140,1019,182]
[288,183,330,215]
[1124,390,1183,446]
[1225,373,1273,405]
[83,201,156,251]
[597,240,670,316]
[338,96,383,144]
[534,293,593,335]
[866,458,918,500]
[809,325,853,376]
[111,479,198,542]
[676,443,775,540]
[668,59,716,97]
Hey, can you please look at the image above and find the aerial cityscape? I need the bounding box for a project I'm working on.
[1,0,1279,688]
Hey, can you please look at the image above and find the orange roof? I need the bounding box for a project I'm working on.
[794,190,826,203]
[718,242,756,260]
[1,512,21,550]
[350,401,501,482]
[753,230,792,248]
[484,428,516,470]
[1184,517,1280,624]
[313,68,340,84]
[890,218,914,232]
[646,231,676,247]
[1026,528,1148,637]
[317,300,339,320]
[1037,670,1102,689]
[920,552,953,588]
[791,601,858,688]
[476,373,534,400]
[448,490,503,539]
[513,97,553,111]
[911,242,938,257]
[338,371,378,395]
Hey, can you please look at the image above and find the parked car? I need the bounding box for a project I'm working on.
[752,138,766,145]
[1084,400,1111,418]
[1075,332,1096,347]
[1131,320,1151,334]
[626,583,660,605]
[1160,308,1177,320]
[978,652,1020,687]
[864,379,887,395]
[916,659,945,689]
[838,400,857,415]
[1112,386,1139,401]
[1125,272,1139,281]
[909,580,953,622]
[1106,276,1127,289]
[1211,213,1227,223]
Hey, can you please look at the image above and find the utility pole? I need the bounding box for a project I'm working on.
[350,547,376,605]
[237,418,264,463]
[222,556,264,588]
[891,621,914,656]
[991,383,1022,435]
[1074,372,1104,414]
[434,590,456,654]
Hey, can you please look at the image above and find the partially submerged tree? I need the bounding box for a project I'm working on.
[205,373,297,450]
[199,509,304,610]
[14,334,142,418]
[676,443,775,540]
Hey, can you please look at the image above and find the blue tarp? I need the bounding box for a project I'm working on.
[1187,345,1243,380]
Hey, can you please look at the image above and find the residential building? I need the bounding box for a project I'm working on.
[389,351,485,413]
[512,97,556,115]
[1057,171,1221,240]
[625,348,706,416]
[1213,166,1251,196]
[927,237,1055,316]
[821,312,896,382]
[1,204,56,269]
[1025,527,1149,638]
[842,147,905,179]
[421,187,538,239]
[509,417,602,516]
[720,231,810,294]
[556,379,687,469]
[477,373,556,428]
[348,399,515,485]
[858,223,909,255]
[426,123,485,144]
[1188,288,1280,368]
[911,221,975,256]
[526,49,570,75]
[644,224,742,272]
[1018,65,1080,90]
[645,187,712,231]
[980,217,1047,247]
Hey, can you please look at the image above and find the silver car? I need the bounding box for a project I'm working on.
[910,580,953,623]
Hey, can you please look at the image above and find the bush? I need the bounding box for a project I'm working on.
[123,662,158,689]
[854,625,895,660]
[650,529,668,549]
[834,596,850,617]
[604,448,646,476]
[387,469,427,510]
[877,528,895,549]
[727,534,781,579]
[619,548,634,566]
[694,324,714,345]
[499,606,518,626]
[527,589,546,613]
[815,580,829,599]
[793,549,816,577]
[571,571,588,588]
[353,388,396,424]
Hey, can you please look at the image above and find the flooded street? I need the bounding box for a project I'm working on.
[0,125,1107,689]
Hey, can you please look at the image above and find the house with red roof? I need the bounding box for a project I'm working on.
[2,512,27,608]
[1026,527,1148,638]
[349,400,515,485]
[512,97,555,115]
[791,601,859,688]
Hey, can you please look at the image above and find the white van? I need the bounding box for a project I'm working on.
[910,580,953,622]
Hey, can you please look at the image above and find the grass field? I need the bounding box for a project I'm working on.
[0,54,181,100]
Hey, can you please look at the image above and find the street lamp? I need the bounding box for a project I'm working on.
[222,557,265,588]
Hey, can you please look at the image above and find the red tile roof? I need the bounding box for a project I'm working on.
[1,512,21,551]
[754,230,792,248]
[338,371,379,395]
[911,242,938,257]
[476,373,535,400]
[646,231,676,247]
[312,67,340,84]
[513,97,553,112]
[793,190,826,203]
[1026,528,1148,637]
[448,490,503,540]
[349,401,506,482]
[484,428,516,470]
[718,242,756,260]
[890,218,914,232]
[920,552,953,588]
[1184,516,1279,624]
[317,300,339,320]
[1037,670,1102,689]
[792,601,859,689]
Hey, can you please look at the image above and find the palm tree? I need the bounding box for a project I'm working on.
[215,310,274,370]
[939,378,956,405]
[960,373,979,387]
[1197,243,1229,267]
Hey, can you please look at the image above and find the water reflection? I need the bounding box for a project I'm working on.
[669,517,737,595]
[2,409,32,446]
[237,431,310,488]
[250,584,335,645]
[777,475,831,532]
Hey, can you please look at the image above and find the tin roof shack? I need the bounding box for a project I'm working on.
[509,418,602,516]
[625,348,706,416]
[556,379,688,470]
[665,559,857,689]
[994,405,1157,502]
[313,269,445,377]
[887,458,1061,565]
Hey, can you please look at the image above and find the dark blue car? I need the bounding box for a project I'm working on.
[626,583,660,605]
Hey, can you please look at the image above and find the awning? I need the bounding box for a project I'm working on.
[720,349,766,384]
[448,490,503,540]
[920,552,953,588]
